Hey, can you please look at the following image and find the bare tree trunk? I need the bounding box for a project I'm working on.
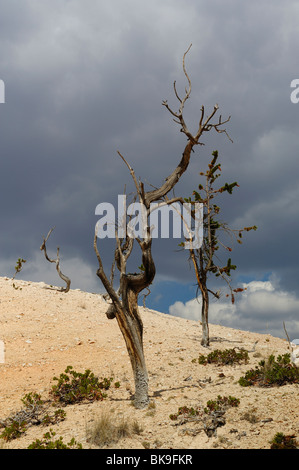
[117,288,149,408]
[94,234,155,408]
[201,285,210,347]
[189,248,210,347]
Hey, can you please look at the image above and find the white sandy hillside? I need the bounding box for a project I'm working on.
[0,276,298,449]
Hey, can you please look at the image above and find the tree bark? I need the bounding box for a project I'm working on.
[40,227,71,293]
[117,287,149,408]
[189,248,210,347]
[94,234,155,408]
[201,284,210,347]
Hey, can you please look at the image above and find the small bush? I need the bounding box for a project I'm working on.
[195,348,249,366]
[204,395,240,414]
[169,406,201,421]
[0,366,120,443]
[239,354,299,387]
[170,395,240,421]
[28,429,82,449]
[50,365,114,404]
[0,420,27,442]
[270,432,298,449]
[169,396,240,438]
[0,392,65,442]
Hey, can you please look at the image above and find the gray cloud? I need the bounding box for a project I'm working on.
[169,278,299,340]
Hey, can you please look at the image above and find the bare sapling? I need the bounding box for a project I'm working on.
[182,150,257,346]
[40,227,71,293]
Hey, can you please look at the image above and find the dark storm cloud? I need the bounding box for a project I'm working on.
[0,0,298,337]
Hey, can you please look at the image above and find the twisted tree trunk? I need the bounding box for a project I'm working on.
[116,288,149,408]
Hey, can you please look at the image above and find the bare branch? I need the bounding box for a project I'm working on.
[40,227,71,293]
[40,227,55,263]
[117,151,143,202]
[55,247,71,293]
[93,231,121,308]
[163,46,232,147]
[283,321,291,350]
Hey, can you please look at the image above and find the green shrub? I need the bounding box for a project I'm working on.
[41,409,66,426]
[239,354,299,387]
[204,395,240,413]
[0,392,66,442]
[195,348,249,366]
[0,420,27,442]
[0,366,119,443]
[28,429,82,449]
[270,432,298,449]
[169,406,201,421]
[50,365,114,404]
[169,395,240,421]
[21,392,44,408]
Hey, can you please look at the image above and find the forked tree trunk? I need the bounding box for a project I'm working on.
[95,236,155,408]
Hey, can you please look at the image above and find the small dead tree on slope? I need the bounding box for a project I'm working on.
[94,45,231,408]
[40,227,71,293]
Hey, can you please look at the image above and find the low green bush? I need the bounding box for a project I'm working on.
[170,395,240,421]
[270,432,298,449]
[204,395,240,413]
[194,348,249,366]
[169,406,201,421]
[28,429,82,449]
[50,365,114,404]
[0,392,66,442]
[0,366,119,443]
[239,354,299,387]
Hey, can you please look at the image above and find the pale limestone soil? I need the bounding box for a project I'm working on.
[0,277,298,449]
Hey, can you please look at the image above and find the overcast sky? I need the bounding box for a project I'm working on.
[0,0,298,340]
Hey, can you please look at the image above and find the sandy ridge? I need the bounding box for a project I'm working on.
[0,276,298,449]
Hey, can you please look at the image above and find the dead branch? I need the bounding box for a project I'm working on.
[40,227,71,293]
[162,44,232,147]
[283,321,291,350]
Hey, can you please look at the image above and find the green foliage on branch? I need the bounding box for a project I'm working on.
[183,150,257,293]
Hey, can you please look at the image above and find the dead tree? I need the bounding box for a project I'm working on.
[40,227,71,293]
[94,45,231,408]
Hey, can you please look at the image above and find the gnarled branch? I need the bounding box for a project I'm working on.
[40,227,71,293]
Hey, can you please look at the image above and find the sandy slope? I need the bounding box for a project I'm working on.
[0,276,298,450]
